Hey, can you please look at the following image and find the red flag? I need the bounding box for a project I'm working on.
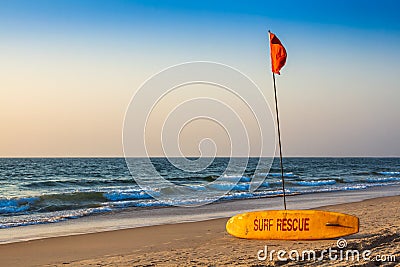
[269,32,287,75]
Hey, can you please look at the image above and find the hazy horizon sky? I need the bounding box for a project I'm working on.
[1,0,399,157]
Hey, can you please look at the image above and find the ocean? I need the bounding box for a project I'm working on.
[1,157,400,229]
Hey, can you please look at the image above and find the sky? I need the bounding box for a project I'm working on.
[0,0,399,157]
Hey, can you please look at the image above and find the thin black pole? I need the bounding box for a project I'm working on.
[272,72,287,210]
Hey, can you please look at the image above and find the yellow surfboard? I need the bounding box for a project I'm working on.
[226,210,359,240]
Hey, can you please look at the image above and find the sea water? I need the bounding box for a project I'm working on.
[1,157,399,228]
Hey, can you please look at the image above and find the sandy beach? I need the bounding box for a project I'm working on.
[0,193,399,266]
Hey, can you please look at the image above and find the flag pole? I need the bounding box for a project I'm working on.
[272,71,287,210]
[268,30,287,210]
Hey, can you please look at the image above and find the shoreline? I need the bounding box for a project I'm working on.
[1,184,400,245]
[0,194,399,266]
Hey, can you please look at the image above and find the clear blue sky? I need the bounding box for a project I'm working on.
[0,1,399,157]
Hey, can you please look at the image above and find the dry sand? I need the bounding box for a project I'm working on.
[0,196,399,266]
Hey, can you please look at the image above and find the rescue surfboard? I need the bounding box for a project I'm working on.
[226,210,359,240]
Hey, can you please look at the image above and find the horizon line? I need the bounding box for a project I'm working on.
[1,156,399,159]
